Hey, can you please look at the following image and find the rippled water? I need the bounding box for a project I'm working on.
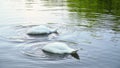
[0,0,120,68]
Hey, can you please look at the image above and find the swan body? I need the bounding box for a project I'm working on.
[42,42,80,59]
[27,25,57,35]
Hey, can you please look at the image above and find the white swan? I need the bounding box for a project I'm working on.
[27,25,58,36]
[42,42,80,59]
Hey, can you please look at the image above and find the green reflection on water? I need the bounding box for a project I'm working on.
[33,0,120,31]
[67,0,120,16]
[67,0,120,31]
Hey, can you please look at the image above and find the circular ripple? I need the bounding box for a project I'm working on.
[17,42,79,63]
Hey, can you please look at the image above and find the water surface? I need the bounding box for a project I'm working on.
[0,0,120,68]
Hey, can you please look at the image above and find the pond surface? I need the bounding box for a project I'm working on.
[0,0,120,68]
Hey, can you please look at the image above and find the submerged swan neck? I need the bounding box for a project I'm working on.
[71,51,80,60]
[50,30,58,35]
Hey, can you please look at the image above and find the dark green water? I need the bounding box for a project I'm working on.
[0,0,120,68]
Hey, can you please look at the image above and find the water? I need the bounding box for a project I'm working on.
[0,0,120,68]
